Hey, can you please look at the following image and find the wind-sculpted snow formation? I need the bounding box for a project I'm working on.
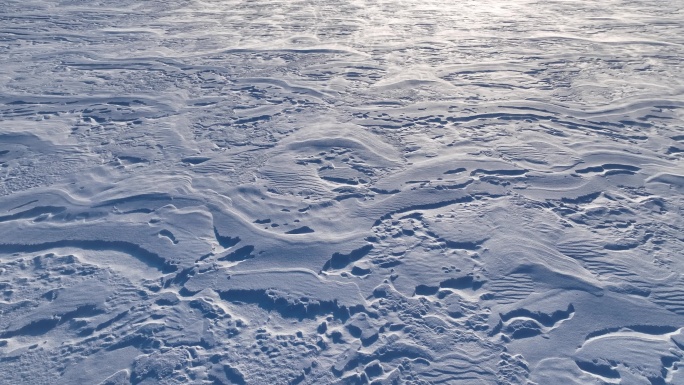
[1,1,683,384]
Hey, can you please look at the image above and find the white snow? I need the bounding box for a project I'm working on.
[1,0,683,384]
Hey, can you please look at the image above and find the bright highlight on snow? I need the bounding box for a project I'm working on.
[1,1,683,384]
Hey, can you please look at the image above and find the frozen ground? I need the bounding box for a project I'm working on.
[1,0,683,384]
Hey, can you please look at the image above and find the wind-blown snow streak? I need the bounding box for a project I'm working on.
[1,0,683,384]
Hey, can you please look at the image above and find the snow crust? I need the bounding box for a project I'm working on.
[1,0,683,384]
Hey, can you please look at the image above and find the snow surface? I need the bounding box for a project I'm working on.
[1,0,684,384]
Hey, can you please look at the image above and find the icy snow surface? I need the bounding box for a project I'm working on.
[1,0,684,384]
